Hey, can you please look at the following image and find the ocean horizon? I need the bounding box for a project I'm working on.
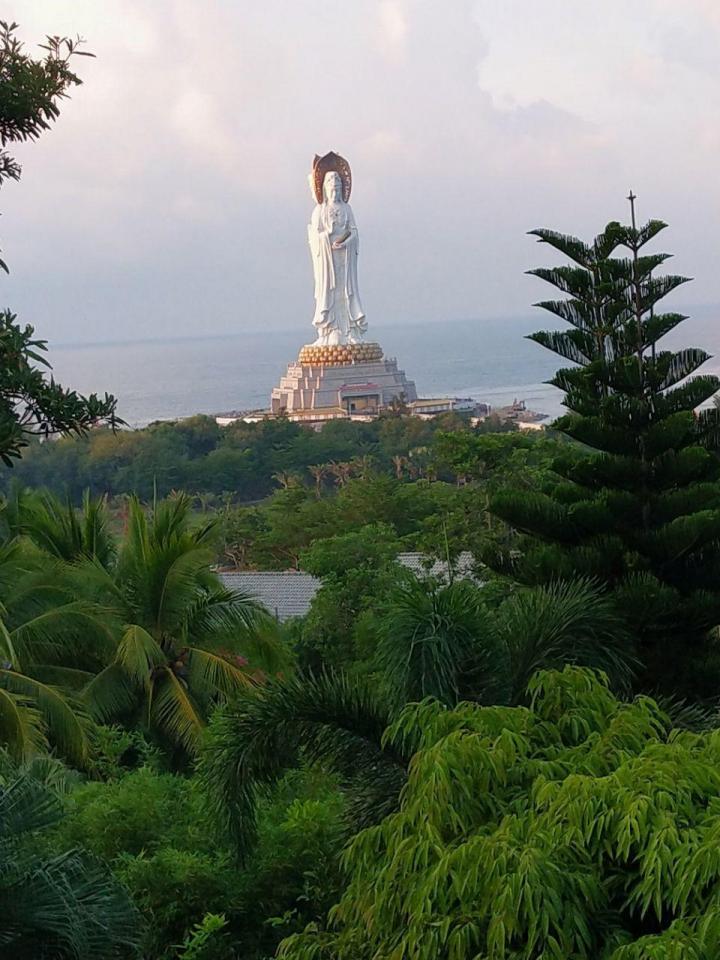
[47,308,720,429]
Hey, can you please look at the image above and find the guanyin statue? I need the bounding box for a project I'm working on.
[307,152,368,347]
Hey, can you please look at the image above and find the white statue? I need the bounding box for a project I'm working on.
[308,152,367,346]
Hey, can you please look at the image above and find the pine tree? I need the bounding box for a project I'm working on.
[488,197,720,695]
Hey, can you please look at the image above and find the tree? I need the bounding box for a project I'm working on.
[77,494,277,757]
[375,575,631,708]
[0,310,119,467]
[308,463,328,498]
[278,667,720,960]
[489,206,720,695]
[0,763,140,958]
[0,23,118,465]
[17,488,115,567]
[0,538,108,765]
[299,523,402,668]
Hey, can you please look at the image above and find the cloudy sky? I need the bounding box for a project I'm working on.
[3,0,720,343]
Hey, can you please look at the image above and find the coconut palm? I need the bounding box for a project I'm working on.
[17,489,116,568]
[308,463,328,498]
[327,461,352,487]
[79,494,276,756]
[0,766,140,958]
[391,454,406,481]
[0,540,107,764]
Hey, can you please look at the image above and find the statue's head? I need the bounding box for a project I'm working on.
[323,171,343,203]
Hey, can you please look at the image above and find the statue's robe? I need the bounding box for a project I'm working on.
[308,201,366,345]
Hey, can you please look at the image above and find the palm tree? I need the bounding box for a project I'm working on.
[327,461,352,487]
[80,495,278,756]
[199,670,407,860]
[0,766,140,958]
[376,576,633,709]
[272,471,301,490]
[18,489,115,568]
[0,540,107,765]
[350,455,375,480]
[308,463,328,498]
[391,455,406,481]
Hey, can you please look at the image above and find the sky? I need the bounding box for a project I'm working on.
[4,0,720,343]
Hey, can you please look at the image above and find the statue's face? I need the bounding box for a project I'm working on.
[324,172,342,201]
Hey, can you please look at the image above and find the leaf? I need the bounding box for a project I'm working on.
[151,666,204,753]
[0,669,90,764]
[115,624,166,691]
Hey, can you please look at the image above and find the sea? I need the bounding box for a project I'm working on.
[47,310,720,429]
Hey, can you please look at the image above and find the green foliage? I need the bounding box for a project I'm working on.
[73,493,276,757]
[279,667,720,960]
[489,212,720,695]
[0,537,111,764]
[0,409,508,505]
[0,489,282,762]
[0,765,140,958]
[375,576,491,707]
[0,23,118,464]
[177,913,232,960]
[375,574,632,710]
[49,759,345,960]
[0,310,119,467]
[299,523,403,668]
[0,20,90,190]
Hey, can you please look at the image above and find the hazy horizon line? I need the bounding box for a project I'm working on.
[50,301,720,350]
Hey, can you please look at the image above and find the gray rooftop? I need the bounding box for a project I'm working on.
[219,551,478,622]
[219,570,321,621]
[396,551,477,582]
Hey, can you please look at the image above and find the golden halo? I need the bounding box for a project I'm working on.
[312,151,352,203]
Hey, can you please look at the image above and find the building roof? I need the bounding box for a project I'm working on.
[218,551,478,621]
[396,551,477,582]
[219,570,321,621]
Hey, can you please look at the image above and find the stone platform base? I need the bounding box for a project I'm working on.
[271,344,417,416]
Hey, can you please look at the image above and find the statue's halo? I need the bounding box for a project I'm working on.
[312,151,352,203]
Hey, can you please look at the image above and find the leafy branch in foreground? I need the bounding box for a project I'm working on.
[0,23,119,464]
[0,19,93,201]
[0,311,120,466]
[279,667,720,960]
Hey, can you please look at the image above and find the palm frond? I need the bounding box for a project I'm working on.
[198,670,405,861]
[0,687,46,762]
[116,624,166,691]
[0,770,61,840]
[151,666,204,753]
[82,663,137,723]
[375,577,492,707]
[0,773,141,958]
[0,670,92,765]
[493,579,635,704]
[186,646,256,698]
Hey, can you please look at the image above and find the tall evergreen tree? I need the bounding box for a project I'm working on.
[488,198,720,695]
